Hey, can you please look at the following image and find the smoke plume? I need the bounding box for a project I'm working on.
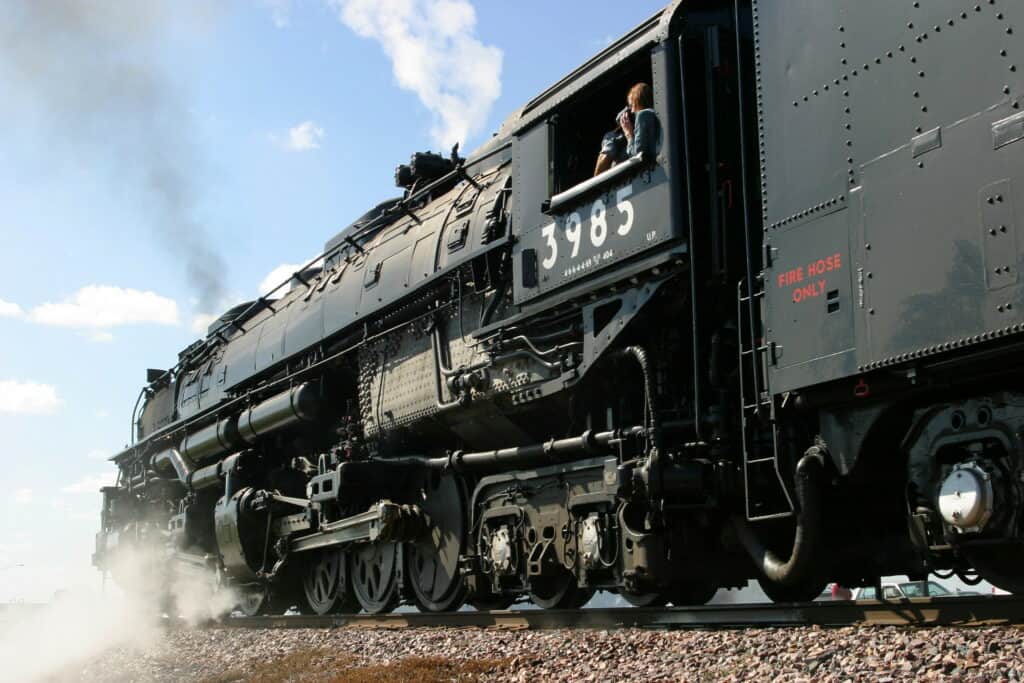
[0,1,227,311]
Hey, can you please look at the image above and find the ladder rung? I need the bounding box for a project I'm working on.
[747,457,776,465]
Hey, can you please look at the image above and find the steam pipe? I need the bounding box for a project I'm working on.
[732,448,825,585]
[416,425,645,472]
[153,448,194,485]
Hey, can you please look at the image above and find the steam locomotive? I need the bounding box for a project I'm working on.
[94,0,1024,614]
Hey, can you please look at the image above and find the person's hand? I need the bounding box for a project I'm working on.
[619,110,634,141]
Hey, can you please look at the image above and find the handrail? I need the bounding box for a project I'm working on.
[543,153,648,215]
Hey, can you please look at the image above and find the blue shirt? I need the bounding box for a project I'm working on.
[627,108,660,158]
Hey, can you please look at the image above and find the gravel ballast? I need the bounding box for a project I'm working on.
[63,624,1024,682]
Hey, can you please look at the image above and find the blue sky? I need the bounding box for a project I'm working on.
[0,0,667,601]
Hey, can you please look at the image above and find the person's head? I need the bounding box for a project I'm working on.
[628,82,653,112]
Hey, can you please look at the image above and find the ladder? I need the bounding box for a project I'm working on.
[737,277,794,522]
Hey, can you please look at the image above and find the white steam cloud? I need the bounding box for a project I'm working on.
[0,546,237,681]
[329,0,503,149]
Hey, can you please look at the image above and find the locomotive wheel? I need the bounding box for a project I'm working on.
[469,592,516,611]
[302,550,361,615]
[670,580,719,606]
[757,575,827,603]
[237,585,292,616]
[967,546,1024,594]
[620,589,668,607]
[405,470,468,612]
[350,542,400,614]
[529,571,593,609]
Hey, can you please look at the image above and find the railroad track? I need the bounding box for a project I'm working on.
[217,595,1024,631]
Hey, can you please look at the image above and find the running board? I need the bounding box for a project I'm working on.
[290,500,426,554]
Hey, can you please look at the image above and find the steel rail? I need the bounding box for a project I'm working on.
[212,595,1024,631]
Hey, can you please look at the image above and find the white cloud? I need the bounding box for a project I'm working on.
[84,330,115,343]
[61,473,116,494]
[29,286,179,329]
[86,449,110,461]
[278,120,325,151]
[263,0,291,27]
[329,0,502,149]
[191,312,218,335]
[13,489,33,504]
[0,298,22,318]
[259,262,304,297]
[0,380,62,415]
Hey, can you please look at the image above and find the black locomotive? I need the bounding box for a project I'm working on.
[94,0,1024,614]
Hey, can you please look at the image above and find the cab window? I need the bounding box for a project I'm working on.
[548,53,654,194]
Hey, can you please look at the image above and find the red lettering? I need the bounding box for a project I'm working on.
[791,280,826,304]
[777,267,806,288]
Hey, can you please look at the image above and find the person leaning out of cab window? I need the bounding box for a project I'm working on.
[594,82,661,176]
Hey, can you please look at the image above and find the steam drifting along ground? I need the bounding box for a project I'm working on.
[63,624,1024,682]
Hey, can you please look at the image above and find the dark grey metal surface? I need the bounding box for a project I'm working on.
[756,0,1024,389]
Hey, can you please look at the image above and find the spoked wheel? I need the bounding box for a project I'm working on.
[670,580,719,606]
[406,470,469,612]
[967,545,1024,594]
[529,571,593,609]
[302,550,361,615]
[758,575,828,603]
[237,585,274,616]
[350,542,400,614]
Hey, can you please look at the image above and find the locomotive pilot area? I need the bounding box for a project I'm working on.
[5,0,1024,681]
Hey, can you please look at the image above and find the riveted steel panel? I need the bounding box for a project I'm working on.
[858,104,1024,366]
[981,179,1019,291]
[765,207,856,393]
[754,0,849,226]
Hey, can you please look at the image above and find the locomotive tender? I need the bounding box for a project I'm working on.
[94,0,1024,614]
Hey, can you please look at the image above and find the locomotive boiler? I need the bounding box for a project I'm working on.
[94,0,1024,614]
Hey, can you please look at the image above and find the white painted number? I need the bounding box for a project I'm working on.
[541,222,558,270]
[590,199,608,247]
[616,184,634,236]
[566,211,583,258]
[537,182,639,272]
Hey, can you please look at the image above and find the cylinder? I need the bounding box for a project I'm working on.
[238,382,318,443]
[180,416,242,463]
[188,461,223,491]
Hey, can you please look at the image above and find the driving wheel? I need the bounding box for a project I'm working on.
[670,579,718,606]
[620,589,668,607]
[405,470,469,612]
[529,570,593,609]
[758,574,827,603]
[350,542,400,614]
[302,550,361,615]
